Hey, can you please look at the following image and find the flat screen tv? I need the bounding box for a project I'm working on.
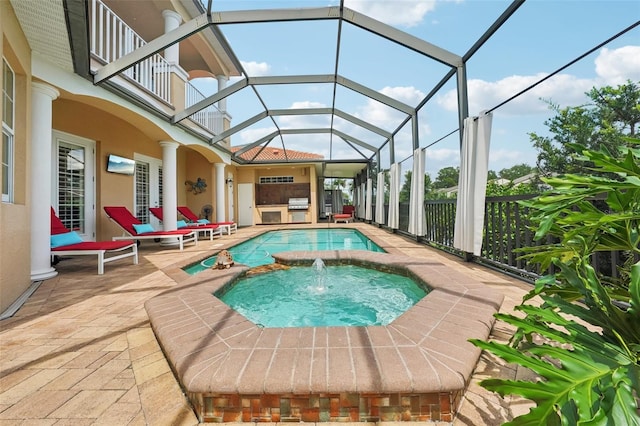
[106,154,135,175]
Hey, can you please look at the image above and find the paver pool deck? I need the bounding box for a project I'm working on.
[0,222,535,425]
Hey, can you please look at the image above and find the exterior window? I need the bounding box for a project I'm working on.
[2,59,14,203]
[259,176,294,184]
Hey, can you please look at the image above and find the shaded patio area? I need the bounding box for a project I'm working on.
[0,222,535,425]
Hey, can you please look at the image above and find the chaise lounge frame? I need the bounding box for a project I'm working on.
[51,207,138,275]
[148,207,222,241]
[104,206,198,251]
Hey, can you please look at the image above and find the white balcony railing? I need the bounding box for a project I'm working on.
[185,82,224,135]
[89,0,226,136]
[90,0,171,104]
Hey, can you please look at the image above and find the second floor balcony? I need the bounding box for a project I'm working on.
[89,0,229,138]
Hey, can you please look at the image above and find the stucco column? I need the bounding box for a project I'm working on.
[30,82,59,281]
[216,75,227,113]
[160,141,179,231]
[162,10,181,64]
[214,163,226,223]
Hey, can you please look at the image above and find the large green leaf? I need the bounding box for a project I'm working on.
[473,143,640,424]
[471,298,640,425]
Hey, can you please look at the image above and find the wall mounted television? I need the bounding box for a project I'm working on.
[106,154,136,175]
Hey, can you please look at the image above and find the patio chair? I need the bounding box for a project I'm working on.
[333,205,355,223]
[148,207,222,241]
[50,207,138,274]
[104,206,197,251]
[177,206,237,235]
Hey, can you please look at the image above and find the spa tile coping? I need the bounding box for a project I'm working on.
[144,250,504,395]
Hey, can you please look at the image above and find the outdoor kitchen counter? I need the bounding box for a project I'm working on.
[256,203,310,224]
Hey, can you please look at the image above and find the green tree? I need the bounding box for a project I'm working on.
[400,170,439,202]
[399,170,412,202]
[433,166,459,189]
[530,80,640,176]
[499,163,536,181]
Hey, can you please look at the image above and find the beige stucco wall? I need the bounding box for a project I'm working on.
[0,1,33,314]
[53,99,164,241]
[182,149,216,220]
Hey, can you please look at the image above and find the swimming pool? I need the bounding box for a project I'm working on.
[183,228,385,274]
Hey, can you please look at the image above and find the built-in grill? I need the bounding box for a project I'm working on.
[288,197,309,210]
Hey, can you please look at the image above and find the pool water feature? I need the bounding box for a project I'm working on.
[147,250,505,423]
[183,228,385,274]
[215,261,427,327]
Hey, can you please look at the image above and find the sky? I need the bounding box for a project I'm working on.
[192,0,640,179]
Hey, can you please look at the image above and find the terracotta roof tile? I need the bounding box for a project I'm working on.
[232,146,324,162]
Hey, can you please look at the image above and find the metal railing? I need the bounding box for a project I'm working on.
[185,82,224,135]
[370,194,634,283]
[90,0,171,103]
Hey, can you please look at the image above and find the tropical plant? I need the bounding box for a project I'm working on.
[470,141,640,425]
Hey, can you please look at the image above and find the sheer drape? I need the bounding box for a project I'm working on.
[365,178,373,221]
[387,163,400,230]
[453,111,493,255]
[375,171,385,224]
[408,148,426,236]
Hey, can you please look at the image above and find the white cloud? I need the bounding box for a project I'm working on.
[437,45,640,117]
[426,147,459,162]
[354,86,425,131]
[489,149,523,164]
[241,61,271,77]
[344,0,436,27]
[438,73,596,116]
[595,46,640,86]
[237,126,276,144]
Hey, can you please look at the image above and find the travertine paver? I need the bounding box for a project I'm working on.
[0,222,534,425]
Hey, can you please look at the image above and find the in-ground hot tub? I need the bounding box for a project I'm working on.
[145,250,504,423]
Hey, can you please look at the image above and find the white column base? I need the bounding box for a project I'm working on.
[159,239,181,247]
[31,268,58,281]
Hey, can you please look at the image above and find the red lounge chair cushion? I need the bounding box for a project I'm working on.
[149,207,163,220]
[150,207,220,231]
[177,206,200,222]
[104,206,193,236]
[52,240,135,251]
[51,207,71,235]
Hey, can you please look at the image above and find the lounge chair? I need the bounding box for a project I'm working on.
[333,205,355,223]
[177,206,237,235]
[104,206,197,251]
[50,207,138,274]
[148,207,222,241]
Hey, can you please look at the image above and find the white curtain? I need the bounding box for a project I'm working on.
[375,172,385,224]
[331,189,343,214]
[387,162,400,229]
[453,111,493,255]
[318,180,325,217]
[365,178,373,221]
[358,183,365,218]
[408,148,426,236]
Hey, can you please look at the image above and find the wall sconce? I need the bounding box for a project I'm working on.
[225,178,234,185]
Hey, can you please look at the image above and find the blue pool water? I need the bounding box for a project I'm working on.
[216,263,427,327]
[183,228,385,274]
